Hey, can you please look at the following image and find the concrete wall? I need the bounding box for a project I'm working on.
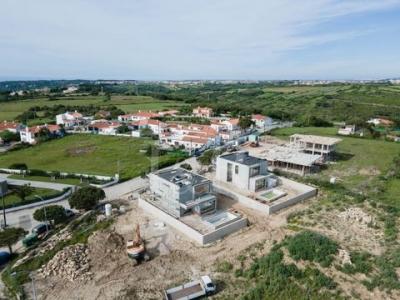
[138,196,247,245]
[268,177,317,214]
[213,183,270,214]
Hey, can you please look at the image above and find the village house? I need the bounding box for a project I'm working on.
[367,117,394,127]
[216,152,277,193]
[62,86,79,94]
[130,119,167,136]
[88,120,121,135]
[251,114,273,128]
[289,134,341,157]
[0,121,21,134]
[159,123,219,151]
[192,106,214,118]
[20,124,63,144]
[148,168,217,218]
[56,111,84,129]
[338,124,357,136]
[117,111,158,122]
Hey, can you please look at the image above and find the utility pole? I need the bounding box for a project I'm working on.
[1,194,6,228]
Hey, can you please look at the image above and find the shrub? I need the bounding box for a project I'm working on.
[180,163,192,170]
[285,231,338,267]
[68,186,105,211]
[216,260,233,273]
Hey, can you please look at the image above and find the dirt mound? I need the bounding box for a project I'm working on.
[39,244,91,282]
[66,144,96,156]
[88,230,125,265]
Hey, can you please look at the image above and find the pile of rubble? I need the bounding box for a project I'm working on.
[338,207,374,226]
[338,249,352,265]
[39,244,92,282]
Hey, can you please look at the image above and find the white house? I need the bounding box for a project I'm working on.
[20,124,62,144]
[251,114,273,128]
[131,119,167,135]
[56,111,84,128]
[118,111,158,122]
[216,152,277,193]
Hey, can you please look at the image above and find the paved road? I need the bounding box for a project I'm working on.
[1,176,148,232]
[0,174,72,191]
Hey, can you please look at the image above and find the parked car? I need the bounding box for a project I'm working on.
[0,251,11,265]
[32,223,51,236]
[64,209,75,218]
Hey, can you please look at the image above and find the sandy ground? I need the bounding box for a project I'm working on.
[30,196,291,300]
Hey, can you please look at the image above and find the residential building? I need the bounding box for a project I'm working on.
[221,118,240,131]
[89,121,121,135]
[62,86,78,94]
[56,111,84,128]
[367,117,394,127]
[130,119,167,135]
[251,114,273,128]
[0,121,21,134]
[216,152,277,192]
[148,168,217,218]
[289,134,341,156]
[260,144,323,175]
[117,111,158,122]
[192,106,214,118]
[338,124,357,136]
[20,124,62,144]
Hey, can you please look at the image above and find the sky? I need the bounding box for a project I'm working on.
[1,0,400,80]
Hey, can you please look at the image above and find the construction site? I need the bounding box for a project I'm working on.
[24,196,292,300]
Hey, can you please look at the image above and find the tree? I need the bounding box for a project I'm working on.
[68,186,105,211]
[12,184,33,202]
[0,130,20,143]
[33,205,67,225]
[238,115,254,130]
[117,125,130,134]
[0,227,26,254]
[140,127,154,137]
[8,163,28,171]
[197,149,221,166]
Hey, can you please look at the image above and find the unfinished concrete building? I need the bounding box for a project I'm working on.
[289,134,341,157]
[148,168,216,218]
[260,145,323,175]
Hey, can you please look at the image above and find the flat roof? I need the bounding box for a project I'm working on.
[261,145,322,167]
[154,168,209,186]
[220,152,266,166]
[290,134,341,145]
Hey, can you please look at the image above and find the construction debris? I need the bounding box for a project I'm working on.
[39,244,92,282]
[338,249,352,265]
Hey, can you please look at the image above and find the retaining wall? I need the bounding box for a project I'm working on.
[138,197,247,245]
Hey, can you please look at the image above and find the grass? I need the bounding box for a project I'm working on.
[0,134,186,180]
[0,94,184,121]
[8,175,83,186]
[272,127,400,189]
[2,187,61,207]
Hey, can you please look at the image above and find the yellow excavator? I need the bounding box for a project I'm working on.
[126,224,149,262]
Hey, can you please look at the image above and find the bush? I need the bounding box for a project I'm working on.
[8,163,28,170]
[68,186,105,211]
[285,231,338,267]
[215,260,233,273]
[33,205,67,225]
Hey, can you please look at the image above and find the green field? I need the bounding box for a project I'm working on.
[0,135,186,180]
[0,94,184,122]
[272,127,400,190]
[3,187,61,207]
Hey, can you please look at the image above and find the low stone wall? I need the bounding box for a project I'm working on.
[138,197,247,245]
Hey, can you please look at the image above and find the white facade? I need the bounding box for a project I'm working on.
[251,115,273,128]
[216,152,274,193]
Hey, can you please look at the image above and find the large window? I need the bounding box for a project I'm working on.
[235,165,239,174]
[194,183,210,196]
[255,178,265,191]
[250,166,260,177]
[227,163,232,182]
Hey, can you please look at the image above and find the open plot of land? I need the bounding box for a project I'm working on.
[0,94,183,121]
[0,135,186,180]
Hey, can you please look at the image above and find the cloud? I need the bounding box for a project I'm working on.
[0,0,399,79]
